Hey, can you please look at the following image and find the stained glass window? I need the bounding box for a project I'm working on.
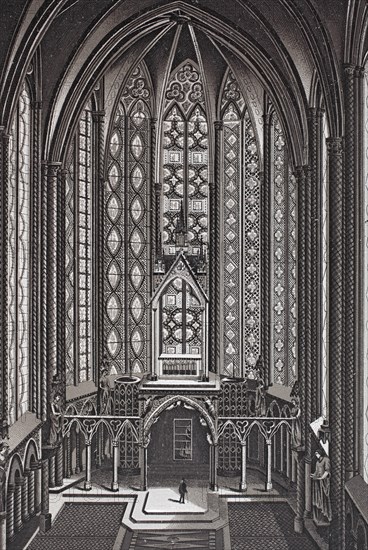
[163,62,208,256]
[65,101,94,384]
[105,64,151,375]
[221,71,260,378]
[7,82,31,423]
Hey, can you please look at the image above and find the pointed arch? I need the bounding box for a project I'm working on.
[144,395,216,444]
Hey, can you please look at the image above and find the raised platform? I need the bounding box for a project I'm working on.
[119,489,230,549]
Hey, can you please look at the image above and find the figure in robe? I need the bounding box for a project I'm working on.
[290,397,302,449]
[99,363,111,415]
[311,450,332,525]
[255,377,266,416]
[48,393,64,445]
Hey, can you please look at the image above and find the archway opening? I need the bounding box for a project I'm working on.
[147,403,210,486]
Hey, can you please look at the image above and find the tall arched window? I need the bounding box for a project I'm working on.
[105,64,152,375]
[8,82,31,423]
[162,62,209,256]
[65,100,94,384]
[220,71,260,378]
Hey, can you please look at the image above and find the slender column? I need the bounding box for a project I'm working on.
[0,511,6,550]
[75,430,81,474]
[150,119,158,260]
[55,444,64,487]
[65,434,71,478]
[28,468,35,517]
[139,445,148,491]
[209,443,218,491]
[111,441,119,492]
[57,168,66,394]
[291,451,297,484]
[294,451,305,533]
[304,162,313,518]
[212,121,223,374]
[84,441,92,490]
[92,112,105,380]
[31,102,41,415]
[40,163,48,421]
[295,165,306,532]
[354,66,365,477]
[14,479,23,532]
[308,108,319,420]
[33,461,42,514]
[304,455,312,518]
[47,162,61,390]
[39,459,51,533]
[48,455,55,488]
[6,484,15,541]
[266,440,273,491]
[258,432,265,468]
[0,131,9,438]
[239,442,247,492]
[22,471,30,523]
[261,112,272,387]
[327,137,345,550]
[286,429,291,480]
[280,426,284,474]
[344,65,356,482]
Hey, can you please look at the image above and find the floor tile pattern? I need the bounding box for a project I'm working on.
[228,502,319,550]
[29,503,125,550]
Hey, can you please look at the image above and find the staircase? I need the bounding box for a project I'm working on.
[130,530,216,549]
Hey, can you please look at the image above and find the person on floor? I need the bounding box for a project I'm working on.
[179,478,188,503]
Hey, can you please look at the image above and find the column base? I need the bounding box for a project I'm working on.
[294,516,304,534]
[84,481,92,491]
[239,482,247,492]
[111,482,119,492]
[210,484,218,491]
[40,513,52,533]
[266,482,273,491]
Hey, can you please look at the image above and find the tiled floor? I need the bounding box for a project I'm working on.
[228,502,319,550]
[28,503,126,550]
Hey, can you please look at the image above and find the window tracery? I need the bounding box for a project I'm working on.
[7,82,31,423]
[221,71,260,378]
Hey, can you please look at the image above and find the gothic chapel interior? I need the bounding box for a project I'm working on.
[0,1,367,549]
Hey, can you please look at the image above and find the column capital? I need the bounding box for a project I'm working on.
[326,137,343,156]
[214,120,223,131]
[344,63,357,76]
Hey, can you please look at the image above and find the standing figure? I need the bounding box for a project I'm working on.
[255,377,266,416]
[179,478,188,503]
[99,363,111,415]
[311,450,332,525]
[48,393,63,445]
[290,397,302,449]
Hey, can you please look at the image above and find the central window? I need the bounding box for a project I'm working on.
[174,419,192,460]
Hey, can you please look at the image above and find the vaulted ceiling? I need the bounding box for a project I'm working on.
[0,0,365,166]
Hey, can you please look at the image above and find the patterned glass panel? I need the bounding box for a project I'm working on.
[105,63,152,374]
[271,115,287,385]
[221,71,261,377]
[7,82,31,423]
[160,278,202,356]
[78,106,93,383]
[162,62,208,256]
[187,107,208,247]
[163,106,185,250]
